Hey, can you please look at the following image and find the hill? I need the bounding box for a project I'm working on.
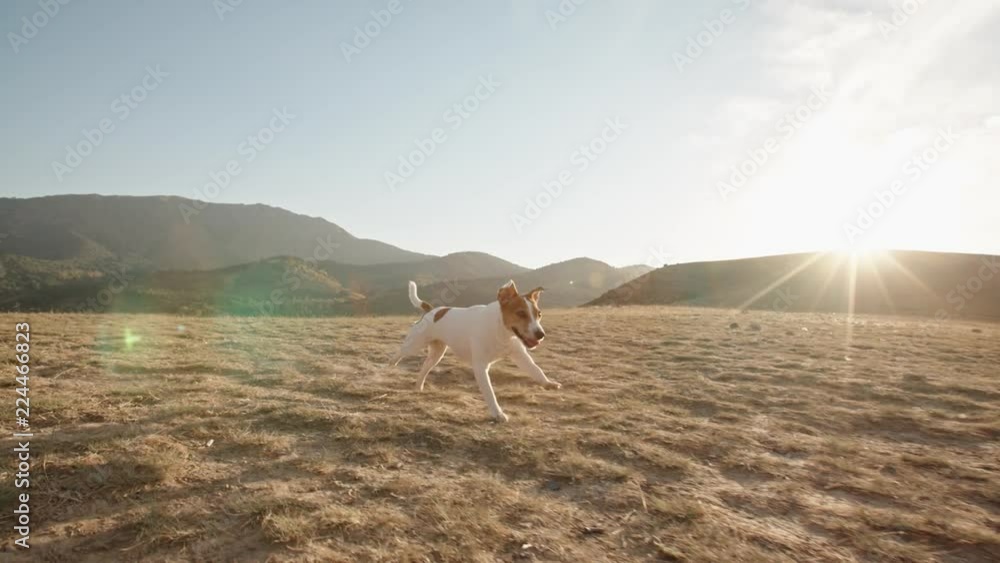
[0,256,366,316]
[366,258,655,314]
[587,250,1000,321]
[0,255,649,316]
[317,252,529,294]
[0,195,537,314]
[0,194,430,270]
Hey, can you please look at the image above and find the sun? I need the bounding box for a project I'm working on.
[836,248,888,262]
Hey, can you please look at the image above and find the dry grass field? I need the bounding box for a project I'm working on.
[1,308,998,562]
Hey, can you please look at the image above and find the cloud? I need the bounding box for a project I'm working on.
[703,0,999,150]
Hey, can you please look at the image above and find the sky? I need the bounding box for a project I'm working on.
[2,0,998,269]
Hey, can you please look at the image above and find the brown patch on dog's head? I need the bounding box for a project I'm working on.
[497,280,519,304]
[433,308,451,322]
[498,281,546,349]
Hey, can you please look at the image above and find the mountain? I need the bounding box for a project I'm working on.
[0,255,651,316]
[365,258,655,314]
[1,256,365,316]
[586,250,1000,321]
[0,194,646,316]
[318,252,529,294]
[0,194,430,270]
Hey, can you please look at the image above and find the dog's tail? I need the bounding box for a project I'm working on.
[408,281,433,313]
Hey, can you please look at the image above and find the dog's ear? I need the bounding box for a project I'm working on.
[526,287,545,303]
[498,280,518,303]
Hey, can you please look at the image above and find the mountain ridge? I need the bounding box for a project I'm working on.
[0,194,430,269]
[0,194,651,314]
[0,254,650,315]
[587,250,1000,321]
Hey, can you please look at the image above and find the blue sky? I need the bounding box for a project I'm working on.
[2,0,998,268]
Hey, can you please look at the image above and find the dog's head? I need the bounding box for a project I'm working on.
[498,280,546,349]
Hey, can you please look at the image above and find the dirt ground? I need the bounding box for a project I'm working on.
[1,307,998,562]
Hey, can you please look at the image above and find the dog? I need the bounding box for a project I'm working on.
[390,279,560,422]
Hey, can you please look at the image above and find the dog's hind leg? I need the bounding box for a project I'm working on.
[415,341,447,391]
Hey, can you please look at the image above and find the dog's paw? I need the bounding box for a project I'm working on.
[492,412,510,423]
[544,380,562,390]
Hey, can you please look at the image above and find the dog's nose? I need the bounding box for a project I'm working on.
[534,329,545,340]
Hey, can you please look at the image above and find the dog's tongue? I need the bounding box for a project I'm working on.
[524,337,539,348]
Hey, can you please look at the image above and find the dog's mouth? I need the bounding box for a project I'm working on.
[512,327,540,349]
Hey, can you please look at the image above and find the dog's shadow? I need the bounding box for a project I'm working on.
[390,353,530,391]
[391,356,523,388]
[426,364,523,387]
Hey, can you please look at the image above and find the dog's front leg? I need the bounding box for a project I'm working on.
[472,361,508,423]
[509,341,561,389]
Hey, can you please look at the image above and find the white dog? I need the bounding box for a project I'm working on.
[390,280,560,422]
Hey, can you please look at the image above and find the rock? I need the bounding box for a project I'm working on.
[729,322,740,330]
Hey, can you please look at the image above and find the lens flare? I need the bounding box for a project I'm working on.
[124,328,142,350]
